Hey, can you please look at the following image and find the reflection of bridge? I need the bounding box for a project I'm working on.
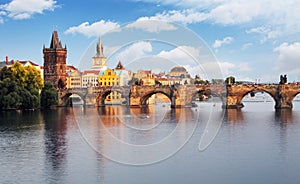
[58,83,300,109]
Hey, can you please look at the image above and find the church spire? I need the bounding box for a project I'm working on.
[96,37,104,57]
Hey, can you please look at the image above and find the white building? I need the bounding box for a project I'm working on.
[114,61,130,86]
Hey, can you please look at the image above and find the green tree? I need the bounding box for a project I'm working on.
[41,82,58,108]
[0,62,43,110]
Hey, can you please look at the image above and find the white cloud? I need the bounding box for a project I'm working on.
[0,0,57,20]
[129,0,222,9]
[237,63,251,72]
[208,1,262,25]
[65,20,121,38]
[149,9,207,25]
[246,26,280,43]
[126,18,177,33]
[128,9,207,27]
[213,37,233,49]
[188,61,251,79]
[125,9,207,32]
[156,45,201,65]
[242,43,253,50]
[116,41,153,63]
[129,0,300,35]
[274,42,300,73]
[216,61,235,75]
[189,61,234,79]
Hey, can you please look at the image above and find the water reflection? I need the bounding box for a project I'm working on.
[275,109,294,125]
[75,106,198,165]
[42,108,68,183]
[1,104,300,183]
[225,109,244,124]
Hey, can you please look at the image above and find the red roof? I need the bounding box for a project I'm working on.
[66,65,78,71]
[83,70,100,75]
[18,61,39,66]
[155,77,180,81]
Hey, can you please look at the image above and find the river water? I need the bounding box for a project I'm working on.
[1,100,300,184]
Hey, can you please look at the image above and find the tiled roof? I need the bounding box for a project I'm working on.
[66,65,78,71]
[18,61,39,66]
[83,70,100,75]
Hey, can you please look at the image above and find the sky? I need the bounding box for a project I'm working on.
[0,0,300,82]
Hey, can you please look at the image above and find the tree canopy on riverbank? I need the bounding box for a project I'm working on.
[0,62,43,110]
[41,82,58,108]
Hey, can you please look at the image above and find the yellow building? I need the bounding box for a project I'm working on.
[98,68,125,104]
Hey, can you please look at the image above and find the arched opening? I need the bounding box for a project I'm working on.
[141,91,171,107]
[191,90,224,109]
[241,91,276,111]
[97,90,127,106]
[61,93,85,106]
[291,92,300,110]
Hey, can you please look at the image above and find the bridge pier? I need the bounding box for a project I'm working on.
[129,96,141,107]
[225,94,244,109]
[275,84,293,109]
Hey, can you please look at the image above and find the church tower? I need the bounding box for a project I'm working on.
[43,31,67,89]
[92,37,107,70]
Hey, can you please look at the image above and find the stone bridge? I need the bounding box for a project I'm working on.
[58,83,300,109]
[227,83,300,109]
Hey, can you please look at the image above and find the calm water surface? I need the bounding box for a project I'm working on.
[1,100,300,184]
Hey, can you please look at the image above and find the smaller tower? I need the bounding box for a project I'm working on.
[92,37,107,70]
[115,61,125,70]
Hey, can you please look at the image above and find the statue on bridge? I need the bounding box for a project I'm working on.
[280,75,287,84]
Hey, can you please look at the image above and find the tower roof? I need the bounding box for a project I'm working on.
[115,61,125,70]
[50,31,63,49]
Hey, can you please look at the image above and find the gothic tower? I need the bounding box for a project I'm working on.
[43,31,67,89]
[92,37,107,70]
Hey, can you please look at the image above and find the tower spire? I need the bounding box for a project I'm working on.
[96,36,104,57]
[50,31,62,49]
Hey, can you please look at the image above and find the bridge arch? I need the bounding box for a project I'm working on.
[238,89,277,107]
[60,92,86,106]
[190,89,226,107]
[288,90,300,109]
[96,89,128,106]
[192,89,225,101]
[140,91,172,106]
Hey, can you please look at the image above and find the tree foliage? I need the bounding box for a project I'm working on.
[41,82,58,108]
[0,62,43,110]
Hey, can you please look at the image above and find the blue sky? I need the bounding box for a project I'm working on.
[0,0,300,82]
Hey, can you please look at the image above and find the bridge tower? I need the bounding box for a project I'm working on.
[43,31,67,89]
